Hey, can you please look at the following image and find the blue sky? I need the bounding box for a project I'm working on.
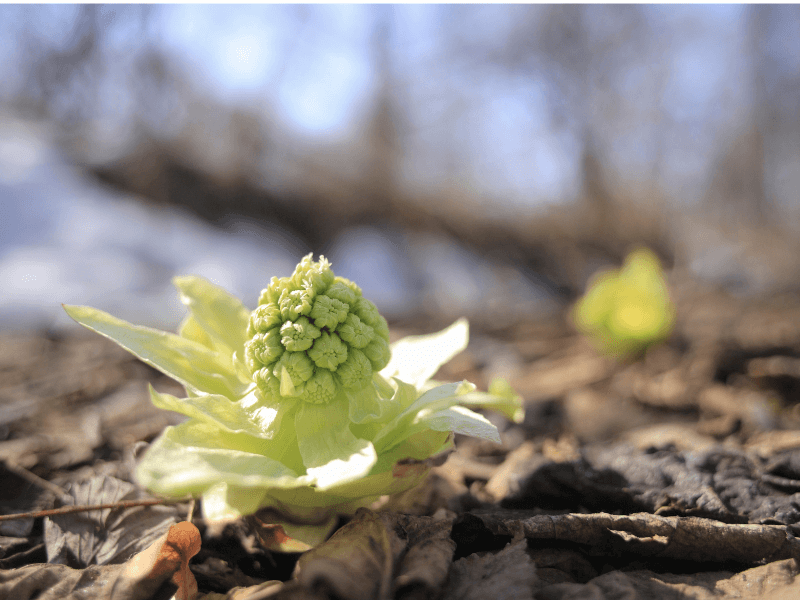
[158,5,376,135]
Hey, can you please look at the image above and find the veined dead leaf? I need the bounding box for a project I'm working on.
[0,521,201,600]
[45,474,183,567]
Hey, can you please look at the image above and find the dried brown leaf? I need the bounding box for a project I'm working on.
[294,509,400,600]
[537,558,800,600]
[287,508,457,600]
[44,474,182,567]
[392,513,456,600]
[465,510,800,565]
[0,535,30,558]
[505,444,800,526]
[0,462,54,537]
[0,521,201,600]
[441,538,537,600]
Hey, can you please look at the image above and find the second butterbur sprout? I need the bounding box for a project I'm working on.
[244,254,391,405]
[573,247,674,358]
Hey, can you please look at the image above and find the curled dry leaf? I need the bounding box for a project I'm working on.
[536,558,800,600]
[505,444,800,526]
[392,513,456,600]
[0,521,201,600]
[441,538,537,600]
[256,508,457,600]
[294,508,400,600]
[462,510,800,566]
[125,520,202,600]
[250,519,314,554]
[0,462,54,538]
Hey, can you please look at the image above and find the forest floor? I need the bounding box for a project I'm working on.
[2,274,800,599]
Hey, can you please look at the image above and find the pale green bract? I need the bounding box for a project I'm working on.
[63,255,522,547]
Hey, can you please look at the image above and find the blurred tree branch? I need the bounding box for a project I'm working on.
[5,5,800,296]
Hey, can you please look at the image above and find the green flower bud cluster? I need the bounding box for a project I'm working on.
[244,254,391,404]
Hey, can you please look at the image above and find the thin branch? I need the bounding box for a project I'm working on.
[3,460,72,504]
[0,497,190,522]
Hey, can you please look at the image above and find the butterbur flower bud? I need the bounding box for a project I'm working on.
[63,255,523,549]
[244,254,392,405]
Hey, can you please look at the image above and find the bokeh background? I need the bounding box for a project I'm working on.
[1,4,799,332]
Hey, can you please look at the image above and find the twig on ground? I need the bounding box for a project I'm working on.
[0,497,190,522]
[3,459,73,503]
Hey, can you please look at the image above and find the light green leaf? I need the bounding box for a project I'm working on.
[380,318,469,389]
[261,486,366,513]
[314,471,421,510]
[368,429,453,477]
[347,382,398,424]
[179,313,238,374]
[294,400,377,490]
[148,387,278,439]
[321,433,447,500]
[354,377,418,446]
[202,481,269,522]
[269,445,433,507]
[373,372,395,399]
[135,421,307,498]
[415,405,501,443]
[63,304,249,398]
[392,428,454,463]
[371,380,476,453]
[231,350,254,383]
[426,377,525,424]
[173,275,251,358]
[390,376,424,412]
[177,314,215,350]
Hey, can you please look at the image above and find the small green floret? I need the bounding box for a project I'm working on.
[244,254,392,404]
[280,317,321,352]
[337,314,371,348]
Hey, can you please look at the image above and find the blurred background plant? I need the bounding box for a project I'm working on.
[1,4,799,333]
[573,247,675,359]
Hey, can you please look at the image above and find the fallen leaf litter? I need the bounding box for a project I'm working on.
[4,280,800,598]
